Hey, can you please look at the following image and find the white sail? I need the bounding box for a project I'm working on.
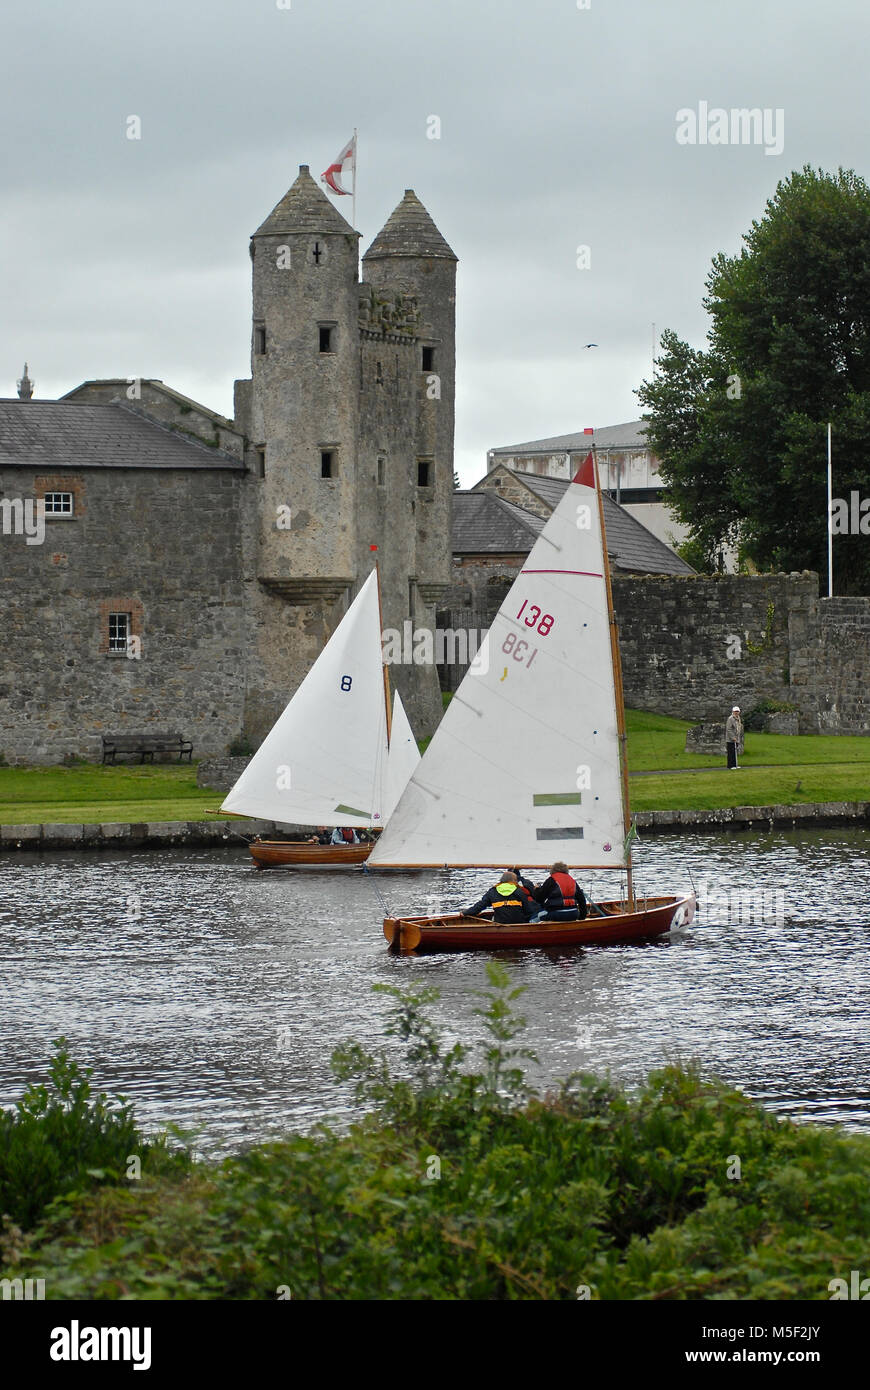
[368,461,628,868]
[221,571,388,828]
[383,690,421,821]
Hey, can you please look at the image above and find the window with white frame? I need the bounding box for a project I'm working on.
[43,492,73,515]
[108,613,131,653]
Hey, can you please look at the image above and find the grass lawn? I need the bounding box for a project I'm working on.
[0,763,227,825]
[0,710,867,823]
[625,710,870,812]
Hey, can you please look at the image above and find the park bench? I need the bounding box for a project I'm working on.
[101,732,193,765]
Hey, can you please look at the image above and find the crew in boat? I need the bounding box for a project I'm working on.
[331,826,360,846]
[307,827,331,844]
[463,871,537,924]
[529,862,587,922]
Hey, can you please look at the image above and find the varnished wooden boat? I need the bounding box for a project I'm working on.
[384,892,695,953]
[249,838,372,869]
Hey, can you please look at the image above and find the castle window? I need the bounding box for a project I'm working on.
[257,450,266,479]
[108,613,131,653]
[321,450,335,478]
[421,346,435,372]
[375,361,384,385]
[377,456,385,485]
[417,459,432,488]
[43,492,73,516]
[319,324,335,353]
[254,324,266,355]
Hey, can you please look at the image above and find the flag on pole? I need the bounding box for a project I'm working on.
[321,135,356,196]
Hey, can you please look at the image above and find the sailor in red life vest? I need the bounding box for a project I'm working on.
[463,871,537,924]
[331,826,359,846]
[528,862,587,922]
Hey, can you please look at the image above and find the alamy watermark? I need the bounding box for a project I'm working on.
[382,623,488,673]
[0,497,45,546]
[695,878,785,927]
[829,492,870,535]
[676,103,784,157]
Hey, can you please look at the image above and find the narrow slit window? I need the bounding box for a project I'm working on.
[257,450,266,479]
[377,456,385,485]
[321,450,334,478]
[417,460,431,488]
[319,325,334,353]
[254,324,266,355]
[422,346,435,372]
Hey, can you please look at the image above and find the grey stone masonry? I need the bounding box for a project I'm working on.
[196,756,251,791]
[2,803,867,851]
[0,459,247,765]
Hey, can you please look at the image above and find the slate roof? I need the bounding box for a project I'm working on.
[364,190,457,261]
[61,379,237,429]
[453,491,546,553]
[463,474,695,576]
[253,165,357,238]
[490,420,650,455]
[0,401,244,470]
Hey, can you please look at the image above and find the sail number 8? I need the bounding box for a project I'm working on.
[340,675,352,691]
[516,600,554,635]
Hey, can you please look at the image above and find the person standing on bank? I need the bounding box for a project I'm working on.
[726,706,743,769]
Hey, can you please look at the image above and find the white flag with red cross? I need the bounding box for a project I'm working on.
[321,135,356,195]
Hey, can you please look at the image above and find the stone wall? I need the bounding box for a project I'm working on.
[0,464,248,765]
[441,563,870,734]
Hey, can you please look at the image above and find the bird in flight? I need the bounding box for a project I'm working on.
[583,342,599,349]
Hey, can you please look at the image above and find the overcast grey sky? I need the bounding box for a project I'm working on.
[2,0,868,482]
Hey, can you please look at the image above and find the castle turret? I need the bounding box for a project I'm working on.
[246,165,361,599]
[235,171,456,743]
[360,191,458,732]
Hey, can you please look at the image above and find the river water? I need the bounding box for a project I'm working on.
[1,828,868,1154]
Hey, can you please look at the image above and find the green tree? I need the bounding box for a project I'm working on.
[638,167,870,593]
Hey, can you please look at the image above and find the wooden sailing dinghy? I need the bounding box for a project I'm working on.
[221,569,420,868]
[368,453,695,950]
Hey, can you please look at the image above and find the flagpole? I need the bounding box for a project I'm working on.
[352,128,357,232]
[827,422,833,598]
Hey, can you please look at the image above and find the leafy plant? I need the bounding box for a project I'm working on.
[0,1038,188,1229]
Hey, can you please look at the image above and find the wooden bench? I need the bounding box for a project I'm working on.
[101,732,193,764]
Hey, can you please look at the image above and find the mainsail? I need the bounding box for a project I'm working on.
[384,689,421,822]
[368,458,630,868]
[221,571,389,828]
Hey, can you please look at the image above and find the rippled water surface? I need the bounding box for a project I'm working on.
[1,829,868,1152]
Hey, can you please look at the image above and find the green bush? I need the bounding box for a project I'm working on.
[745,698,798,731]
[0,1038,188,1229]
[3,979,870,1299]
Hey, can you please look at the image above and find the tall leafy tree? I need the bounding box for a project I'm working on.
[637,167,870,591]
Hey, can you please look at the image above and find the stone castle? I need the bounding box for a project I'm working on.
[0,167,456,764]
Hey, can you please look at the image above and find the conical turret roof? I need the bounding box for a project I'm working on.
[253,165,357,238]
[363,190,456,261]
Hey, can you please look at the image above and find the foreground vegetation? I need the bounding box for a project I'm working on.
[0,711,867,823]
[2,972,868,1300]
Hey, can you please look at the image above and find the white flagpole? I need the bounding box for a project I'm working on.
[352,128,357,232]
[827,422,833,598]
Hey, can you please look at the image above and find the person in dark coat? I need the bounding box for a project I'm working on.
[529,862,586,922]
[463,871,537,924]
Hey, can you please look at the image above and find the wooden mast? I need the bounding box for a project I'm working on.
[591,450,634,908]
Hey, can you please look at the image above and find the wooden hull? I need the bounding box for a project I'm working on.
[384,893,695,953]
[249,839,371,869]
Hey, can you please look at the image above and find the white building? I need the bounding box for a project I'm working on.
[486,420,693,556]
